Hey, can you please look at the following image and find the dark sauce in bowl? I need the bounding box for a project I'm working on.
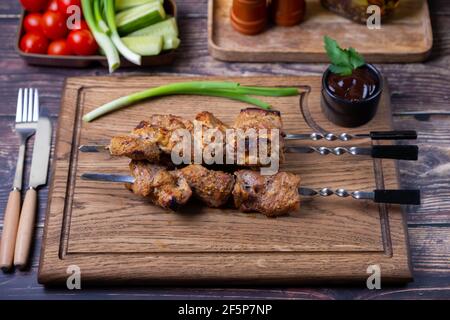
[321,64,383,127]
[327,67,378,102]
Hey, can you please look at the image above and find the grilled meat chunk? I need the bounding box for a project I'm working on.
[146,114,193,132]
[109,128,165,161]
[232,108,285,165]
[109,114,193,160]
[232,170,301,216]
[194,111,230,163]
[195,111,229,133]
[127,161,192,210]
[233,108,283,131]
[180,164,235,207]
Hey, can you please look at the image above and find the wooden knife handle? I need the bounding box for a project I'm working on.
[0,190,21,272]
[14,188,37,270]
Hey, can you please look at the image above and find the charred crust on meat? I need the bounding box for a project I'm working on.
[239,108,281,116]
[135,120,149,129]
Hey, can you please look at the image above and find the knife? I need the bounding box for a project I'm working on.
[13,113,51,270]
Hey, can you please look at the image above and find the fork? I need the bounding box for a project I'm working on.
[0,88,39,272]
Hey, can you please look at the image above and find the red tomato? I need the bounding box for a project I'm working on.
[72,20,89,31]
[57,0,81,17]
[20,0,49,12]
[23,13,43,34]
[41,11,68,40]
[67,29,98,55]
[20,32,49,54]
[47,39,72,55]
[46,0,59,12]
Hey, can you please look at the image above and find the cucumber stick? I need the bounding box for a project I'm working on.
[115,0,163,12]
[128,17,178,37]
[121,35,163,56]
[116,2,166,36]
[162,35,180,50]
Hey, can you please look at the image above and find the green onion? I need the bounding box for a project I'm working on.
[93,0,109,34]
[233,86,299,97]
[104,0,142,65]
[82,81,299,122]
[82,0,120,73]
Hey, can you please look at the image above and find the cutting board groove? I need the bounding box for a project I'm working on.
[38,76,412,285]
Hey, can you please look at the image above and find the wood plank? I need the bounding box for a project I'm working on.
[0,0,209,17]
[1,226,449,299]
[393,115,450,224]
[208,0,433,63]
[0,15,448,114]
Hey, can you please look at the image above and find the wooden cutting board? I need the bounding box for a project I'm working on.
[38,76,412,285]
[208,0,433,63]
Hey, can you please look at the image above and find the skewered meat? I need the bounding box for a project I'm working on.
[125,162,301,215]
[108,109,285,167]
[195,111,229,133]
[127,161,192,210]
[233,108,283,132]
[109,129,165,162]
[232,170,301,217]
[180,164,235,207]
[146,114,194,132]
[109,114,194,160]
[232,108,285,165]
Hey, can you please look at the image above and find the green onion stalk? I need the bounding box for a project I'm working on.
[81,0,120,73]
[82,81,299,122]
[104,0,142,65]
[93,0,109,34]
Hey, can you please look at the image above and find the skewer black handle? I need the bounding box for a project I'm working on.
[370,131,417,140]
[374,190,421,205]
[371,145,418,161]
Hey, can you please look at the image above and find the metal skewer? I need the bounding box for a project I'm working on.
[81,173,421,206]
[285,130,417,141]
[79,144,419,161]
[284,145,418,160]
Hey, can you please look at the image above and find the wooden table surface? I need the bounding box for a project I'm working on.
[0,0,449,300]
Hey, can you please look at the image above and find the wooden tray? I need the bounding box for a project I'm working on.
[16,0,177,68]
[208,0,433,63]
[38,75,412,285]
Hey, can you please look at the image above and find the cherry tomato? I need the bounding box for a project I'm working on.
[20,0,49,12]
[47,39,72,55]
[41,11,68,40]
[67,29,98,55]
[57,0,81,17]
[23,13,43,34]
[72,19,89,31]
[20,32,49,54]
[46,0,59,12]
